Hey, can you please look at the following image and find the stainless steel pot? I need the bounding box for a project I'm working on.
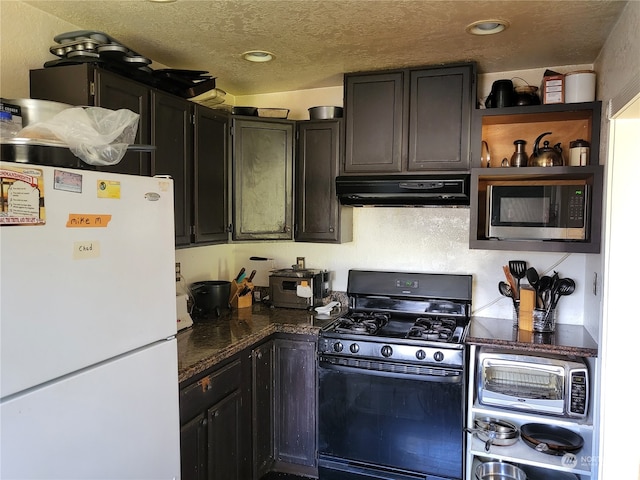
[308,106,343,119]
[475,461,526,480]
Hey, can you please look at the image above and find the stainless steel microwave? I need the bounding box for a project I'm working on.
[486,180,590,241]
[477,349,589,419]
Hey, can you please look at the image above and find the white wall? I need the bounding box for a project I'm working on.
[592,1,640,479]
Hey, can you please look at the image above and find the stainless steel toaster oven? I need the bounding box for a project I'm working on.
[269,268,330,309]
[477,348,589,419]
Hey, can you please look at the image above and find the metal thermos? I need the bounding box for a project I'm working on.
[510,139,528,167]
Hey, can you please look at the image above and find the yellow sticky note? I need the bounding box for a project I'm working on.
[97,180,121,199]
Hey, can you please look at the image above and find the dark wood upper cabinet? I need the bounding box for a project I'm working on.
[407,65,473,170]
[343,62,476,175]
[296,119,352,243]
[193,106,228,244]
[30,64,152,176]
[344,71,404,173]
[231,118,294,241]
[151,91,192,246]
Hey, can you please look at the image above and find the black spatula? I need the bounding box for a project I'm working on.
[509,260,527,293]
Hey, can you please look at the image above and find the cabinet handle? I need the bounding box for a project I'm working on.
[329,227,335,233]
[284,225,291,233]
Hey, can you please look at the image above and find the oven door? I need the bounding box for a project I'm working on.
[318,355,465,480]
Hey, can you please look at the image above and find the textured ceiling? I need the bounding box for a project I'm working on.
[25,0,627,96]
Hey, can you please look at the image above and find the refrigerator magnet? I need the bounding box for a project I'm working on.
[53,169,82,193]
[0,165,45,225]
[97,180,121,199]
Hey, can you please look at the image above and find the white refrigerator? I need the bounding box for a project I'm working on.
[0,161,181,479]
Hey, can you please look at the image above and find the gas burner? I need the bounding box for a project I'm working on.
[406,317,457,341]
[333,312,389,335]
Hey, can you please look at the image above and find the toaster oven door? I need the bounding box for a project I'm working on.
[478,358,566,415]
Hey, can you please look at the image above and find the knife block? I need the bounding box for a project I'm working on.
[518,286,536,331]
[230,279,253,309]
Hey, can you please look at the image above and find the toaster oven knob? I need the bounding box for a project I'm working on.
[381,345,393,357]
[433,351,444,362]
[350,343,359,354]
[333,341,343,353]
[416,349,426,360]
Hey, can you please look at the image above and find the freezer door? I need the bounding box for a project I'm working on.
[1,338,180,480]
[1,163,177,397]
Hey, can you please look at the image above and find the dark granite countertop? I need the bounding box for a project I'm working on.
[177,303,339,384]
[466,316,598,357]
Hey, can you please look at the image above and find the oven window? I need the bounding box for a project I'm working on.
[318,363,464,479]
[483,363,564,400]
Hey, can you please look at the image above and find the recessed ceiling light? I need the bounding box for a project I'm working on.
[242,51,275,63]
[466,19,508,35]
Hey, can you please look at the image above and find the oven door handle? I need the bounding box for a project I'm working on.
[318,357,463,383]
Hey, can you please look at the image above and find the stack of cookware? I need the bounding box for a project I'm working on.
[44,30,216,98]
[472,419,584,479]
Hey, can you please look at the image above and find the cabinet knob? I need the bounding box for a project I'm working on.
[329,227,335,233]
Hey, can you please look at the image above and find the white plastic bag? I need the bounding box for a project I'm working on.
[19,107,139,166]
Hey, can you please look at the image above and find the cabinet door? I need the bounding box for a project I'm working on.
[193,106,228,244]
[252,341,274,479]
[231,118,294,240]
[344,72,404,173]
[296,120,350,243]
[29,64,152,175]
[273,337,316,470]
[152,91,192,246]
[407,65,473,171]
[207,389,246,480]
[180,413,207,480]
[95,69,153,176]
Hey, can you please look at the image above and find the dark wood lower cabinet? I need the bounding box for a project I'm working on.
[252,334,318,478]
[272,336,317,474]
[179,354,251,480]
[252,341,275,480]
[180,413,207,480]
[180,334,317,480]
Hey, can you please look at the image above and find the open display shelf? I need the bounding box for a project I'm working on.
[469,101,603,254]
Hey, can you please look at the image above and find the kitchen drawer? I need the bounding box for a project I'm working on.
[179,357,242,424]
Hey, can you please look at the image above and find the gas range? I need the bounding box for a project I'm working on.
[319,269,472,368]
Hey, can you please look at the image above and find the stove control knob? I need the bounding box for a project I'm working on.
[381,345,393,358]
[350,343,359,354]
[433,351,444,362]
[333,341,343,353]
[415,349,426,360]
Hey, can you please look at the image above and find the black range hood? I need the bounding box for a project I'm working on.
[336,174,470,207]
